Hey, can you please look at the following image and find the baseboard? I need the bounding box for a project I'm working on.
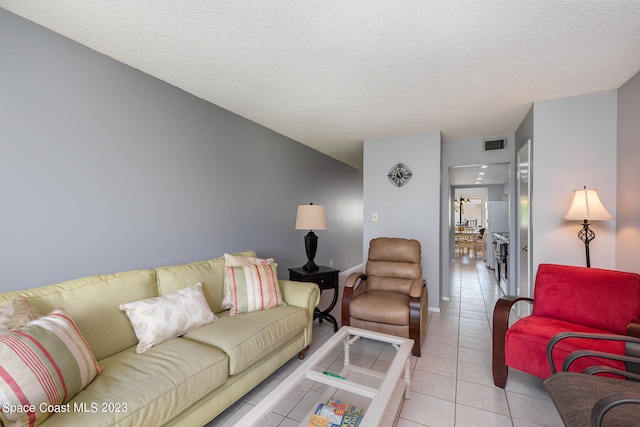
[338,264,364,285]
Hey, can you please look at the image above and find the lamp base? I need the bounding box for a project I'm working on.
[578,220,595,268]
[302,231,319,272]
[302,260,319,272]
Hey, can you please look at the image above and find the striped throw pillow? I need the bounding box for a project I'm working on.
[0,307,103,427]
[222,254,275,309]
[228,264,286,316]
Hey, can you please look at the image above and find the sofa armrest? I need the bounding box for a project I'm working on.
[492,295,533,387]
[279,280,320,350]
[279,280,320,313]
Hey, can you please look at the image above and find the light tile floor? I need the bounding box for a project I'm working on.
[205,256,563,426]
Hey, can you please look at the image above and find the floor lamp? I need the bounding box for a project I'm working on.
[562,186,614,268]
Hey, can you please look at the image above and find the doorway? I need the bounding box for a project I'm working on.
[448,163,511,293]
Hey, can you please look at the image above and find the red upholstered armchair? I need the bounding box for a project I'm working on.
[492,263,640,388]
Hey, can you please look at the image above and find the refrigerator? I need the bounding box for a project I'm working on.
[485,201,508,269]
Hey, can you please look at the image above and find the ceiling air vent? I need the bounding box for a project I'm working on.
[483,138,506,151]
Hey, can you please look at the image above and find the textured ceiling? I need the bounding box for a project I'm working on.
[2,1,640,169]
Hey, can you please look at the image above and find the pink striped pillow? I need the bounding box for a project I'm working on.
[228,264,286,316]
[222,254,275,310]
[0,307,103,427]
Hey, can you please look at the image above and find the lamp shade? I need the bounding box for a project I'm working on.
[295,204,327,230]
[562,187,614,221]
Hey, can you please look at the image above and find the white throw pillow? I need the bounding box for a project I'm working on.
[221,253,275,309]
[119,282,217,354]
[0,296,41,333]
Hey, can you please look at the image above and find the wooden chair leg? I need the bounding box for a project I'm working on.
[493,357,508,388]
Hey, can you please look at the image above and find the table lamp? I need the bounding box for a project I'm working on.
[562,186,614,267]
[295,203,327,272]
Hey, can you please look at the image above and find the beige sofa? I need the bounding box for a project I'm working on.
[0,251,320,427]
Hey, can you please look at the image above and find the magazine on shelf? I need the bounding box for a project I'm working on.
[307,398,363,427]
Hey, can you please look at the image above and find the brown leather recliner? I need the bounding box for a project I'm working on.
[342,237,428,356]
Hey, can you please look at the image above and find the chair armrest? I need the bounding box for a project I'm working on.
[547,331,640,374]
[627,318,640,338]
[564,350,640,379]
[592,392,640,427]
[492,295,533,387]
[341,273,367,327]
[582,365,640,381]
[492,295,533,343]
[493,295,534,330]
[344,272,367,289]
[409,278,426,298]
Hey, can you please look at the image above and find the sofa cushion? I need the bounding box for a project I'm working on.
[0,296,41,333]
[0,270,158,361]
[0,308,103,427]
[119,282,217,353]
[505,315,626,379]
[532,264,640,334]
[155,251,256,314]
[350,290,409,326]
[222,253,275,309]
[181,305,308,375]
[39,338,229,427]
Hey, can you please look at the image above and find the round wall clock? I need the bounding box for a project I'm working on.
[388,163,412,187]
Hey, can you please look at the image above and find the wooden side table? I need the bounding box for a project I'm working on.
[288,266,340,332]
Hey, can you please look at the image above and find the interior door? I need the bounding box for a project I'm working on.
[517,140,532,316]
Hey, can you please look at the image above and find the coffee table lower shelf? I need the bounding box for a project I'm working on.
[234,326,414,427]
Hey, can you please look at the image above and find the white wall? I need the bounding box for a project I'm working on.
[532,90,617,271]
[616,70,640,274]
[363,132,441,310]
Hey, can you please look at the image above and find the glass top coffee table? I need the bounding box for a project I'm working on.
[234,326,413,426]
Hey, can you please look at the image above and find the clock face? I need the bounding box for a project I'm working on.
[388,163,412,187]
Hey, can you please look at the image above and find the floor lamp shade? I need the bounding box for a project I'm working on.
[562,186,614,267]
[295,204,327,271]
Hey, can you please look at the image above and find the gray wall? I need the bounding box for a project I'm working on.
[0,9,363,292]
[616,70,640,273]
[363,132,441,310]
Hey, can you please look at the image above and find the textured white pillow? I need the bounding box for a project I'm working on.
[119,282,217,354]
[221,253,275,309]
[0,296,41,333]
